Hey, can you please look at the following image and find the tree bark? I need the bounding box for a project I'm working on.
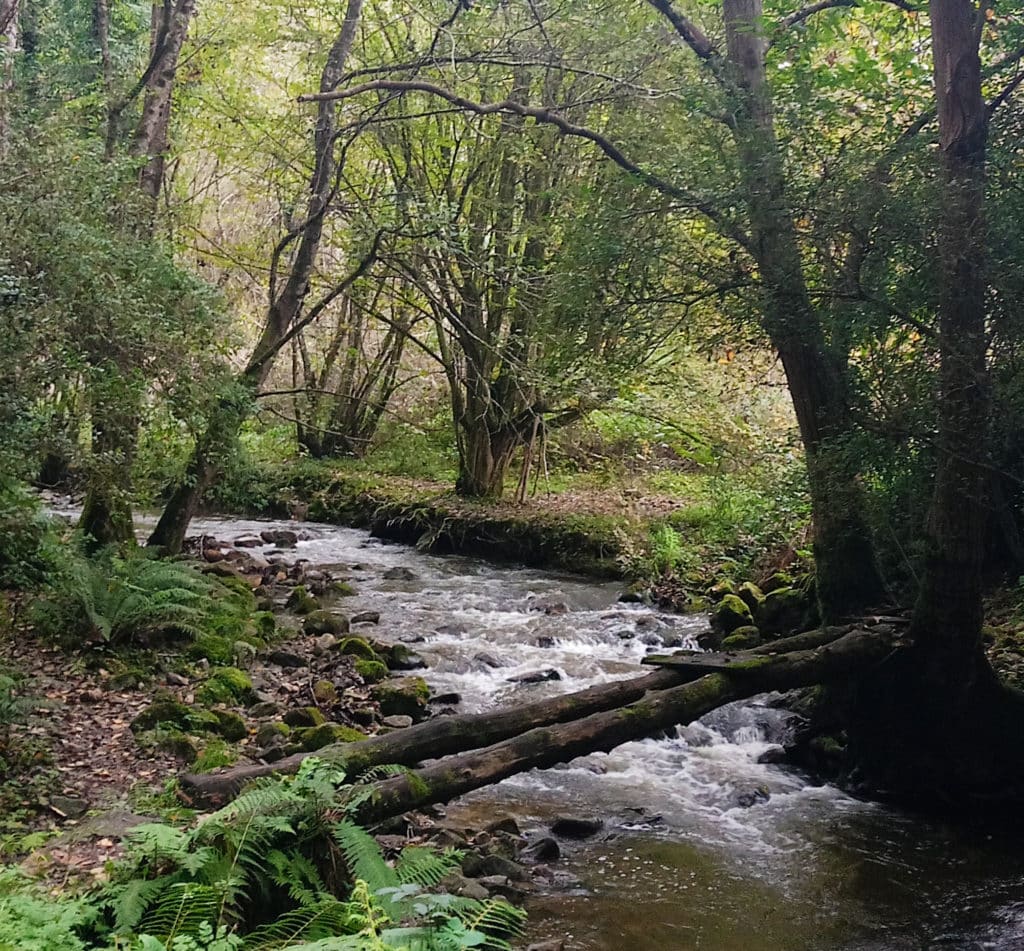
[721,0,885,621]
[179,626,855,807]
[148,0,366,554]
[0,0,18,157]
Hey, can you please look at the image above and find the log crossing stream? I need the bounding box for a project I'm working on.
[177,515,1024,949]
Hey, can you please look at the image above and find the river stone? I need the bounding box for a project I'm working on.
[721,626,762,650]
[736,581,765,614]
[387,643,427,670]
[732,785,771,808]
[473,651,504,669]
[550,816,604,839]
[535,636,556,648]
[351,611,381,625]
[429,691,462,706]
[248,700,281,718]
[383,566,418,581]
[756,586,806,636]
[382,714,414,729]
[304,610,350,638]
[234,536,263,548]
[757,745,787,764]
[260,529,298,548]
[462,853,528,881]
[521,836,560,863]
[508,669,561,684]
[267,650,307,669]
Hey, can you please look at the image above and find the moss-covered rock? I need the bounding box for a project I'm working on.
[736,581,765,615]
[196,666,256,706]
[707,579,737,603]
[303,610,350,636]
[285,585,319,615]
[337,637,380,661]
[761,571,794,595]
[313,680,338,705]
[385,643,427,671]
[212,709,248,742]
[372,676,430,720]
[256,721,290,746]
[757,587,807,636]
[131,700,195,734]
[295,722,368,751]
[152,729,198,763]
[253,611,277,639]
[355,659,388,683]
[193,738,239,772]
[721,626,762,650]
[283,706,325,728]
[187,634,236,665]
[330,580,357,597]
[711,594,753,635]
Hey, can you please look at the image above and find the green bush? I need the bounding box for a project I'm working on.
[0,479,62,590]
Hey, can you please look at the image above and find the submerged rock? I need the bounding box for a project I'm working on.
[260,529,298,548]
[550,816,604,839]
[383,566,418,581]
[508,669,561,684]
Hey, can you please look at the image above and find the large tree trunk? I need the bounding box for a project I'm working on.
[179,626,859,808]
[0,0,18,156]
[721,0,885,621]
[839,1,1024,800]
[148,0,366,554]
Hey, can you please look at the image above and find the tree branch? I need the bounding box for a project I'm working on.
[645,0,717,61]
[298,79,752,251]
[781,0,915,30]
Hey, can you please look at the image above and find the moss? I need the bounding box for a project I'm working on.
[131,700,195,734]
[330,581,357,597]
[303,610,349,636]
[196,666,255,706]
[193,739,239,772]
[711,594,753,635]
[212,710,248,742]
[339,637,380,661]
[187,634,235,665]
[355,659,388,683]
[726,656,773,671]
[283,706,325,727]
[256,721,290,746]
[296,722,368,751]
[371,676,430,719]
[721,626,762,650]
[253,611,277,639]
[285,585,319,615]
[313,680,338,704]
[406,772,431,801]
[736,582,765,615]
[152,729,198,763]
[756,586,808,636]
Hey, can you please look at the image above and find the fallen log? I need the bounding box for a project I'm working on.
[180,625,861,807]
[351,625,900,825]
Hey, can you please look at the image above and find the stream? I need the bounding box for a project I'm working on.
[161,514,1024,949]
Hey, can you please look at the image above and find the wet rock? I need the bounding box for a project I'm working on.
[234,536,263,548]
[508,669,561,685]
[296,722,368,751]
[732,785,771,808]
[387,643,427,671]
[462,853,528,881]
[473,651,505,669]
[260,745,287,763]
[550,816,604,839]
[382,714,414,729]
[267,650,307,669]
[757,745,787,764]
[521,836,560,863]
[212,710,248,742]
[261,529,298,548]
[526,940,566,951]
[486,817,521,837]
[707,578,737,602]
[304,610,350,637]
[535,636,556,648]
[615,628,635,640]
[757,586,807,636]
[351,611,381,625]
[49,795,90,819]
[545,602,569,616]
[618,583,650,604]
[383,566,417,581]
[429,691,461,706]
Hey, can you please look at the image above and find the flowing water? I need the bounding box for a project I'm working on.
[147,514,1024,948]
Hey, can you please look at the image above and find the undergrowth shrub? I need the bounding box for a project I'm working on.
[0,479,62,590]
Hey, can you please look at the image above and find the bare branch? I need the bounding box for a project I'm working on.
[781,0,915,29]
[645,0,717,61]
[989,69,1024,117]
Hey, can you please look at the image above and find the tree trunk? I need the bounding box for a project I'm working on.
[722,0,885,621]
[131,0,197,202]
[455,420,518,499]
[148,0,366,554]
[179,626,853,807]
[79,392,140,549]
[0,0,18,157]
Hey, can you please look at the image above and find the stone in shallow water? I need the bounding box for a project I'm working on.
[550,816,604,839]
[383,566,417,581]
[382,715,413,729]
[507,669,561,684]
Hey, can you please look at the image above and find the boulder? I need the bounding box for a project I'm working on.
[255,722,290,746]
[196,667,256,706]
[267,649,307,669]
[351,611,381,625]
[296,722,368,751]
[336,637,380,661]
[283,706,325,728]
[462,853,528,881]
[382,714,414,729]
[372,676,430,720]
[521,836,560,863]
[383,566,418,581]
[355,659,389,683]
[212,710,248,742]
[711,594,753,635]
[707,578,737,603]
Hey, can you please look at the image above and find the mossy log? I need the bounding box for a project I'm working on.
[179,625,884,808]
[349,626,898,824]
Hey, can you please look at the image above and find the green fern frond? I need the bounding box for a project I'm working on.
[242,898,360,949]
[137,882,220,943]
[331,821,395,892]
[394,847,461,888]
